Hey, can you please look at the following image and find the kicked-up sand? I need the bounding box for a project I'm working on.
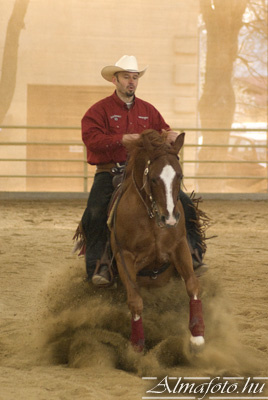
[0,197,267,399]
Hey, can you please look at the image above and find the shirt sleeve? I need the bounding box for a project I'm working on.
[149,104,171,132]
[82,105,124,153]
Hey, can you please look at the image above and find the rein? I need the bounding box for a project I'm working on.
[112,172,139,290]
[131,161,160,220]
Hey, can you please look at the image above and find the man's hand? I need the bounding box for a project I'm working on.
[122,133,140,144]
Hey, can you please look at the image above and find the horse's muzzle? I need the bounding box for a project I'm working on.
[158,211,180,228]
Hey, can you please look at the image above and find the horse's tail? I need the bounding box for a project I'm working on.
[190,191,211,252]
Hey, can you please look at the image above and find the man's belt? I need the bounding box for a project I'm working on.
[96,162,126,174]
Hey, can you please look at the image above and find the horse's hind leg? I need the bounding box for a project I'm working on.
[174,238,205,348]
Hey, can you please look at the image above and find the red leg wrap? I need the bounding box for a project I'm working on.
[189,299,205,337]
[130,317,145,352]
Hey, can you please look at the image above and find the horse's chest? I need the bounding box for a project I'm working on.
[136,229,175,264]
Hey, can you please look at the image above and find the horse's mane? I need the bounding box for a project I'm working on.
[125,130,178,173]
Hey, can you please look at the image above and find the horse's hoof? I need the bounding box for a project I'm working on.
[190,335,205,353]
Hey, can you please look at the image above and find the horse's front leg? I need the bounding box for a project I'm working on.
[115,251,145,352]
[187,279,205,348]
[174,237,205,348]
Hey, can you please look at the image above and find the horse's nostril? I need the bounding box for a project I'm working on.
[175,211,181,221]
[161,215,166,223]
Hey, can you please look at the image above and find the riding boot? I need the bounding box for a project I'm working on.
[92,240,114,287]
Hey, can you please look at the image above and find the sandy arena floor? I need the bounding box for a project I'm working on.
[0,198,268,399]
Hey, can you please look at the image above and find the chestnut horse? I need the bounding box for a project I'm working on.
[110,130,205,352]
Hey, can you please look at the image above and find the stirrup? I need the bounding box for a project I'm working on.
[194,263,208,277]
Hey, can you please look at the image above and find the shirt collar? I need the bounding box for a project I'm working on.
[112,91,135,110]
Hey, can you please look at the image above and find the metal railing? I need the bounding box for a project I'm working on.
[0,125,267,192]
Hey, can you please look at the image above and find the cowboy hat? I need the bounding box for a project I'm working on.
[101,55,148,82]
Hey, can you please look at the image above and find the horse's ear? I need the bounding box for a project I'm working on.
[173,132,185,154]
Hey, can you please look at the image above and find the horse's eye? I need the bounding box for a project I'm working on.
[151,177,158,184]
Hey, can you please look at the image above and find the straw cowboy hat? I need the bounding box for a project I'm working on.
[101,55,148,82]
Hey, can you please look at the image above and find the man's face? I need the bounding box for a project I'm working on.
[112,71,139,98]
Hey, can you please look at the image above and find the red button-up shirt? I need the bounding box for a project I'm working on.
[82,91,170,165]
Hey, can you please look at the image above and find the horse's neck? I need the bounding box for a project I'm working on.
[129,160,153,211]
[131,156,146,183]
[133,164,144,187]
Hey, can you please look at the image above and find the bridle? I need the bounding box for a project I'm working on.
[131,156,182,227]
[131,160,161,221]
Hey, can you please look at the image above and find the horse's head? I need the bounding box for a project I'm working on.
[141,131,185,228]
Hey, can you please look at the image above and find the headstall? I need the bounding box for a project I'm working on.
[132,159,160,220]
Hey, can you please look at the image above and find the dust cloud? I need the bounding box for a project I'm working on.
[36,263,264,378]
[0,199,267,400]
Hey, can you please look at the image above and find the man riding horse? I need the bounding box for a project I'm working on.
[75,55,207,286]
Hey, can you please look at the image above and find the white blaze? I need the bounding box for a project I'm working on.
[160,164,176,225]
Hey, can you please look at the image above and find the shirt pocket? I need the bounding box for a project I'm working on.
[109,119,122,134]
[137,116,149,130]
